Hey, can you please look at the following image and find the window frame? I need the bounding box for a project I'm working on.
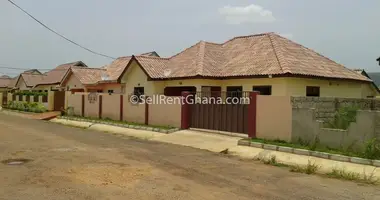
[133,87,145,102]
[306,86,320,97]
[252,85,272,95]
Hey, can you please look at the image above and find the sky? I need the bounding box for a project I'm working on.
[0,0,379,77]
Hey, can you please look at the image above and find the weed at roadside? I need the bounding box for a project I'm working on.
[290,160,320,174]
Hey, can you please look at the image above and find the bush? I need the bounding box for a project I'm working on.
[14,91,48,97]
[325,106,359,130]
[6,101,47,113]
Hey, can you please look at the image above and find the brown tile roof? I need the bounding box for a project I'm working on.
[7,76,18,89]
[104,56,132,81]
[0,77,11,88]
[71,68,107,85]
[130,32,370,82]
[0,75,11,79]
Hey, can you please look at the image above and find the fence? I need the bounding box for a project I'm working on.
[291,97,380,122]
[65,92,182,128]
[6,92,54,111]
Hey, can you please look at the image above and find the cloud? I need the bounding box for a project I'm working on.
[279,33,293,39]
[219,4,276,24]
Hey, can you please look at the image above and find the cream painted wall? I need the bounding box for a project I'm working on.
[285,78,378,98]
[121,60,160,96]
[64,74,84,91]
[102,84,123,94]
[119,61,378,98]
[16,77,30,91]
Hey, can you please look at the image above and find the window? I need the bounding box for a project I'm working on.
[108,90,114,94]
[226,86,242,98]
[306,86,320,97]
[97,90,103,93]
[133,87,145,102]
[252,86,272,95]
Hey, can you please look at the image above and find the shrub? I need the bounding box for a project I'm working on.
[14,91,48,97]
[325,106,359,130]
[6,101,47,113]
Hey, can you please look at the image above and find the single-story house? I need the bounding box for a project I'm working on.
[0,75,11,93]
[61,52,160,94]
[116,32,378,98]
[14,61,88,92]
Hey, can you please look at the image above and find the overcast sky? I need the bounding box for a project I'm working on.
[0,0,379,76]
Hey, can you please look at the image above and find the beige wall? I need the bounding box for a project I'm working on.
[16,77,29,91]
[84,94,99,118]
[256,96,293,141]
[67,93,82,116]
[121,60,161,96]
[102,94,120,120]
[120,61,375,98]
[148,96,182,127]
[124,100,145,124]
[64,74,84,91]
[292,108,379,151]
[285,77,377,98]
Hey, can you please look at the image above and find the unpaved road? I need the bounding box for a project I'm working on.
[0,113,378,200]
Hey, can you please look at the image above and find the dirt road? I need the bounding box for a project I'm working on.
[0,113,378,200]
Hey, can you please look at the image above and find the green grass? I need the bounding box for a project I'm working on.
[250,138,377,159]
[61,115,175,130]
[289,160,320,174]
[326,168,379,185]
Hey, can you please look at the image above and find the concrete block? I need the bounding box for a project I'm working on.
[310,151,330,159]
[263,144,278,151]
[250,142,263,148]
[330,154,350,162]
[350,157,372,165]
[123,124,130,128]
[160,129,169,134]
[293,148,311,156]
[237,139,250,146]
[129,125,135,129]
[278,146,294,153]
[372,160,380,167]
[146,127,153,131]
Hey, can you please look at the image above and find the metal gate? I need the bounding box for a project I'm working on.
[189,92,250,134]
[54,91,65,111]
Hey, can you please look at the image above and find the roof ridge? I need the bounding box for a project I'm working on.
[136,55,170,60]
[169,41,202,59]
[267,33,289,73]
[196,41,206,75]
[222,32,274,45]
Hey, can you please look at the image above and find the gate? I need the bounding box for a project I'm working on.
[189,91,250,134]
[54,91,65,111]
[2,92,7,106]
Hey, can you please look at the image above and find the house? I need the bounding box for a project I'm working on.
[353,69,380,97]
[116,32,378,98]
[60,52,159,94]
[377,57,380,66]
[0,75,11,93]
[14,61,87,92]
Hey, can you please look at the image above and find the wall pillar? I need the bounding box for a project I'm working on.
[247,91,259,138]
[120,95,124,121]
[145,96,149,125]
[181,91,191,129]
[81,94,85,117]
[99,95,103,119]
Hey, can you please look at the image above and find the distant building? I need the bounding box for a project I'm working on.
[377,57,380,66]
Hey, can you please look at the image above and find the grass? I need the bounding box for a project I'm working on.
[326,168,379,185]
[289,160,320,175]
[250,138,380,160]
[254,155,289,168]
[61,115,175,130]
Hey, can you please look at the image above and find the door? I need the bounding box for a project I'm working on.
[54,91,66,111]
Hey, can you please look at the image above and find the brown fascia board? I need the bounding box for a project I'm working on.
[149,73,372,83]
